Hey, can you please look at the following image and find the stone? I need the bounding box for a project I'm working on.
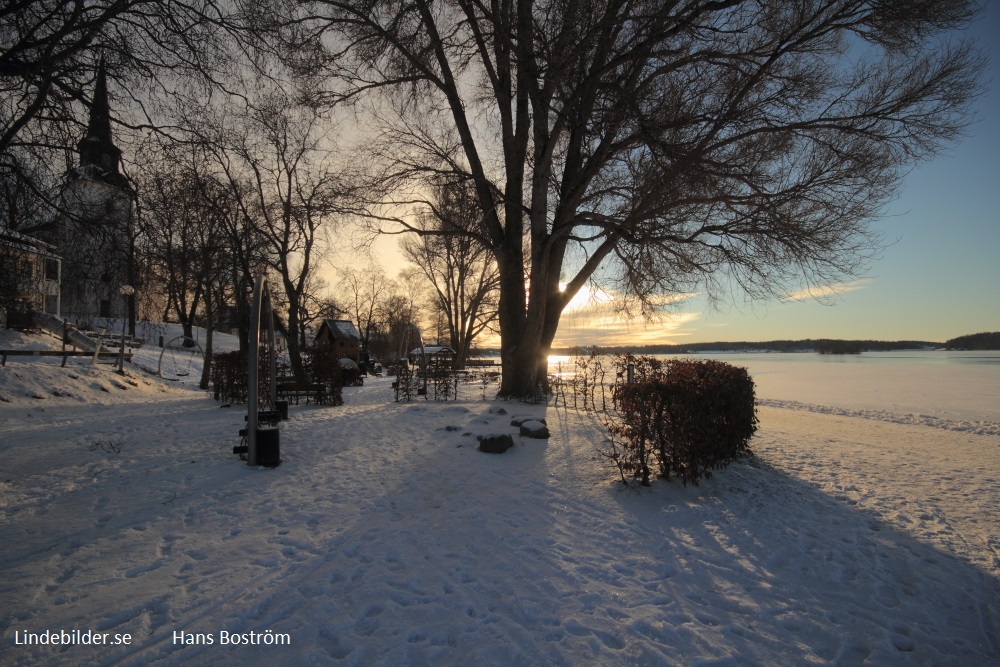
[477,433,514,453]
[510,416,547,427]
[519,420,550,439]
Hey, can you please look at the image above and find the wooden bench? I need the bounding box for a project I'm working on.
[464,359,498,367]
[276,382,326,405]
[0,350,131,367]
[94,336,145,349]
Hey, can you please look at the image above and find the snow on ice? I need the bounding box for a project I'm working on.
[0,326,998,666]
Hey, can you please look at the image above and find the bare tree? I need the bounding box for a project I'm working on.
[296,272,343,349]
[401,179,499,369]
[1,0,243,154]
[182,83,347,378]
[274,0,985,398]
[0,149,55,232]
[136,144,231,337]
[337,263,391,359]
[374,272,424,363]
[206,92,349,382]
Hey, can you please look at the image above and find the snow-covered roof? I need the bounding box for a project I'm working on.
[0,229,60,258]
[319,319,361,341]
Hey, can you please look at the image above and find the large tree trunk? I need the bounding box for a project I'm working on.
[181,316,194,345]
[497,253,571,399]
[283,284,307,383]
[200,323,214,390]
[496,235,531,397]
[286,329,305,382]
[498,299,552,398]
[199,287,215,390]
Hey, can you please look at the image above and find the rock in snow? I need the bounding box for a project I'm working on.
[477,432,514,453]
[519,420,550,438]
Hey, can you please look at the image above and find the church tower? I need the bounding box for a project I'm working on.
[75,59,126,187]
[57,57,135,325]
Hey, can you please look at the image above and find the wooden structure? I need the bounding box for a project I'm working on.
[408,345,456,368]
[315,319,361,362]
[1,349,129,366]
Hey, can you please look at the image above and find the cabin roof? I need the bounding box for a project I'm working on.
[318,319,361,341]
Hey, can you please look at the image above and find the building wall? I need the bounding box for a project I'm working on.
[0,238,61,320]
[56,177,134,325]
[316,328,361,361]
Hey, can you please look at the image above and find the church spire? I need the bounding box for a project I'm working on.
[76,56,124,184]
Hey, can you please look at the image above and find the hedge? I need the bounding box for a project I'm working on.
[605,356,758,486]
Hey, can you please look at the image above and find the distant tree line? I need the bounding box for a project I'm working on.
[555,339,941,356]
[945,332,1000,351]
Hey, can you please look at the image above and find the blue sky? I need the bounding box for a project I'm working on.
[552,4,1000,347]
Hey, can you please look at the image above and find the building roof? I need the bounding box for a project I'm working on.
[318,319,361,341]
[74,56,127,189]
[0,229,61,258]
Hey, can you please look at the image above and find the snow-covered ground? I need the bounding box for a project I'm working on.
[1,327,998,666]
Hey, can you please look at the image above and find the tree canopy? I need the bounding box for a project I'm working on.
[268,0,985,397]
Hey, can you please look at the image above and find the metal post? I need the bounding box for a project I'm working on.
[117,285,134,375]
[246,275,278,466]
[248,277,263,466]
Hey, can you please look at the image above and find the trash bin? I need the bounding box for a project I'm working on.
[256,427,280,467]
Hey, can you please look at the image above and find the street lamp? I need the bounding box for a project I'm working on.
[117,285,134,375]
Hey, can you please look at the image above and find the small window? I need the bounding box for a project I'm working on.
[99,299,111,317]
[45,259,59,280]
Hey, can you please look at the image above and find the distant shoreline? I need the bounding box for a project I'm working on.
[469,333,1000,358]
[551,339,941,355]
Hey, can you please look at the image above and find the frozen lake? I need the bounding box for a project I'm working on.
[552,350,1000,424]
[692,351,1000,424]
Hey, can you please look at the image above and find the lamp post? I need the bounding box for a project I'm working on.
[117,285,134,375]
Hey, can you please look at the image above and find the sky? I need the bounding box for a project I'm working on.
[364,5,1000,348]
[552,4,1000,347]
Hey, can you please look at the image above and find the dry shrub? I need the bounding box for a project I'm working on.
[605,356,757,486]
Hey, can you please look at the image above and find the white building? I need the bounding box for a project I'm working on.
[48,59,135,326]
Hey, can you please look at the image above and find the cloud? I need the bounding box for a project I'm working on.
[555,287,702,347]
[477,285,703,349]
[781,279,871,302]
